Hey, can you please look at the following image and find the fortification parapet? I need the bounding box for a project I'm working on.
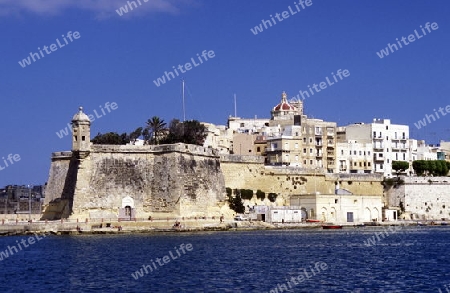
[220,154,265,163]
[92,143,218,157]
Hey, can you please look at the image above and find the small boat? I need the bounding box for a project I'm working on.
[322,224,343,229]
[306,219,321,223]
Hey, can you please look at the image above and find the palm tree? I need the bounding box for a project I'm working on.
[146,116,166,145]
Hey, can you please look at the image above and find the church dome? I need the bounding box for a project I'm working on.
[72,107,90,122]
[273,91,295,111]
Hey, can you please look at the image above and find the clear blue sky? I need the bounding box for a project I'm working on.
[1,0,449,186]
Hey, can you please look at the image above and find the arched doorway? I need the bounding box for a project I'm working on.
[372,208,379,222]
[364,208,372,222]
[330,207,337,222]
[301,208,307,222]
[119,196,135,221]
[320,207,327,222]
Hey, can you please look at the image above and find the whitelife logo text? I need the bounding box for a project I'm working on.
[376,22,438,59]
[56,102,118,139]
[18,31,81,68]
[153,50,215,87]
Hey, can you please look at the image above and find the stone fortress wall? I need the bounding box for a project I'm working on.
[387,177,450,220]
[43,144,226,220]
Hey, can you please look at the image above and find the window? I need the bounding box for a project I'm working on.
[257,147,261,152]
[354,162,357,166]
[82,136,85,141]
[303,137,306,143]
[341,150,344,155]
[335,199,338,204]
[304,160,307,164]
[240,123,245,127]
[364,162,366,167]
[373,131,376,138]
[386,126,388,130]
[303,148,307,154]
[368,162,371,167]
[310,149,313,154]
[354,151,356,155]
[309,138,313,143]
[368,151,371,155]
[359,151,362,155]
[403,153,406,160]
[310,160,313,165]
[295,132,299,136]
[359,162,362,167]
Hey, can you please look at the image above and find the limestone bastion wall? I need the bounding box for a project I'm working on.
[220,155,383,206]
[386,177,450,220]
[43,144,226,220]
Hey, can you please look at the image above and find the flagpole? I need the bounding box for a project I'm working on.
[234,93,237,117]
[182,79,186,122]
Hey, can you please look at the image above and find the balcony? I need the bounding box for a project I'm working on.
[374,156,384,162]
[373,145,384,151]
[373,136,383,140]
[316,152,323,157]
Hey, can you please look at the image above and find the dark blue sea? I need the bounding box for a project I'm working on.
[0,227,449,293]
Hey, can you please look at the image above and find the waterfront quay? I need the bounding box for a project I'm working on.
[0,216,440,236]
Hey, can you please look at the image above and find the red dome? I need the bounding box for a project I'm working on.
[273,91,295,111]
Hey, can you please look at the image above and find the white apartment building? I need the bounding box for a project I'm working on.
[415,139,438,161]
[345,119,410,177]
[202,123,233,154]
[227,116,269,134]
[336,141,373,174]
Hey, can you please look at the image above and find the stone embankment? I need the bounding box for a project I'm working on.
[0,218,441,236]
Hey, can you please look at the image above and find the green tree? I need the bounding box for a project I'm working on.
[412,160,426,176]
[227,190,245,214]
[392,161,409,176]
[162,119,207,145]
[129,127,143,144]
[268,193,278,202]
[91,132,129,145]
[256,190,265,200]
[240,189,253,200]
[146,116,166,145]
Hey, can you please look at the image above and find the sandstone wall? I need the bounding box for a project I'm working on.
[44,144,226,220]
[42,152,75,220]
[220,156,384,207]
[387,177,450,220]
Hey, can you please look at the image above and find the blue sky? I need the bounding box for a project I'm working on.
[0,0,449,186]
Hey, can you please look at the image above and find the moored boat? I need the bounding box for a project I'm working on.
[322,224,343,229]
